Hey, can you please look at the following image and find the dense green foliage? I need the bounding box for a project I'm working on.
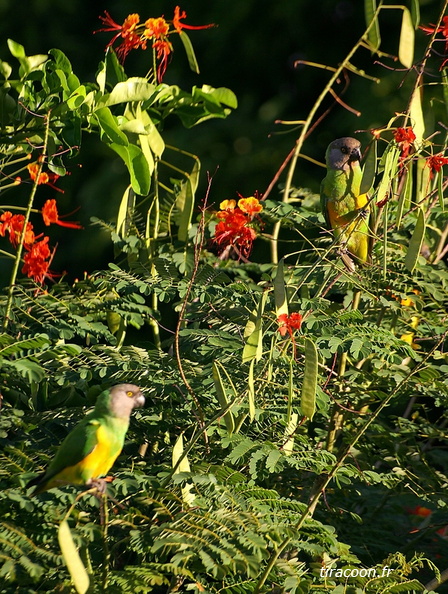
[1,1,448,592]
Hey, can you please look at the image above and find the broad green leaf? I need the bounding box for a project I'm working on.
[416,156,430,205]
[179,31,200,74]
[48,48,72,74]
[95,107,129,146]
[376,144,400,206]
[7,39,25,59]
[242,291,267,363]
[5,360,46,383]
[58,520,89,594]
[0,59,12,79]
[66,85,86,110]
[102,79,157,107]
[399,8,414,69]
[410,0,420,28]
[177,158,200,242]
[212,361,235,434]
[360,139,377,195]
[172,433,195,506]
[301,338,318,420]
[396,162,413,228]
[409,87,425,146]
[405,208,426,272]
[116,185,135,237]
[364,0,381,51]
[248,359,256,422]
[274,259,288,318]
[109,142,151,195]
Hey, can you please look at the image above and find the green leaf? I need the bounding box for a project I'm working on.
[404,208,426,273]
[410,0,420,28]
[360,139,377,195]
[7,39,25,59]
[102,78,157,107]
[176,158,200,242]
[95,106,129,146]
[409,87,425,146]
[376,144,400,206]
[396,162,413,228]
[274,259,288,318]
[116,185,135,237]
[179,32,200,74]
[248,359,256,422]
[58,520,90,594]
[242,291,267,364]
[213,361,235,434]
[399,8,414,69]
[48,48,72,74]
[172,433,195,506]
[301,337,318,420]
[283,412,298,456]
[442,68,448,119]
[364,0,381,51]
[109,142,150,196]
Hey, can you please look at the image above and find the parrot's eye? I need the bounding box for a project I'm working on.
[126,390,134,397]
[340,146,349,154]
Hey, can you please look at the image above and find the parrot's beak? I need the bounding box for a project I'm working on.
[349,147,361,163]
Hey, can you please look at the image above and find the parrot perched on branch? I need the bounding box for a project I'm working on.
[27,383,145,495]
[320,137,371,268]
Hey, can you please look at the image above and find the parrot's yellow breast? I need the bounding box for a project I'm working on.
[43,424,121,489]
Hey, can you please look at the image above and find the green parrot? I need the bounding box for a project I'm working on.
[27,383,145,495]
[320,137,371,267]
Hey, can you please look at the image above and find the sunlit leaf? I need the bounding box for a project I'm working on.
[242,291,267,363]
[409,87,425,146]
[58,520,89,594]
[212,361,235,434]
[301,338,318,420]
[399,8,414,69]
[364,0,381,51]
[274,259,288,318]
[179,32,200,74]
[405,208,426,272]
[360,139,377,195]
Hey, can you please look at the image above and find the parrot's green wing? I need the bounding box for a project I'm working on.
[28,415,100,490]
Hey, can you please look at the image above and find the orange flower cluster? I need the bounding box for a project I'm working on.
[277,313,303,338]
[394,127,416,162]
[27,162,60,189]
[426,153,448,175]
[96,6,213,81]
[0,200,81,284]
[213,196,263,259]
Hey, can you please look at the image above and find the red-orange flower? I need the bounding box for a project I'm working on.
[238,196,263,217]
[427,153,448,174]
[420,16,448,51]
[96,12,145,61]
[22,236,53,284]
[0,212,35,247]
[394,127,416,163]
[277,313,303,338]
[27,163,60,190]
[144,17,169,39]
[152,39,173,82]
[213,194,263,259]
[41,199,82,229]
[172,6,214,33]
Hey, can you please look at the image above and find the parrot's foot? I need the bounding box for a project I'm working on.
[87,477,109,495]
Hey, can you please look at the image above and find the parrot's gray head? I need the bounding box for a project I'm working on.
[108,383,145,418]
[325,137,362,171]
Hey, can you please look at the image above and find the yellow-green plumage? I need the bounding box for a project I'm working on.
[320,137,371,265]
[27,383,145,494]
